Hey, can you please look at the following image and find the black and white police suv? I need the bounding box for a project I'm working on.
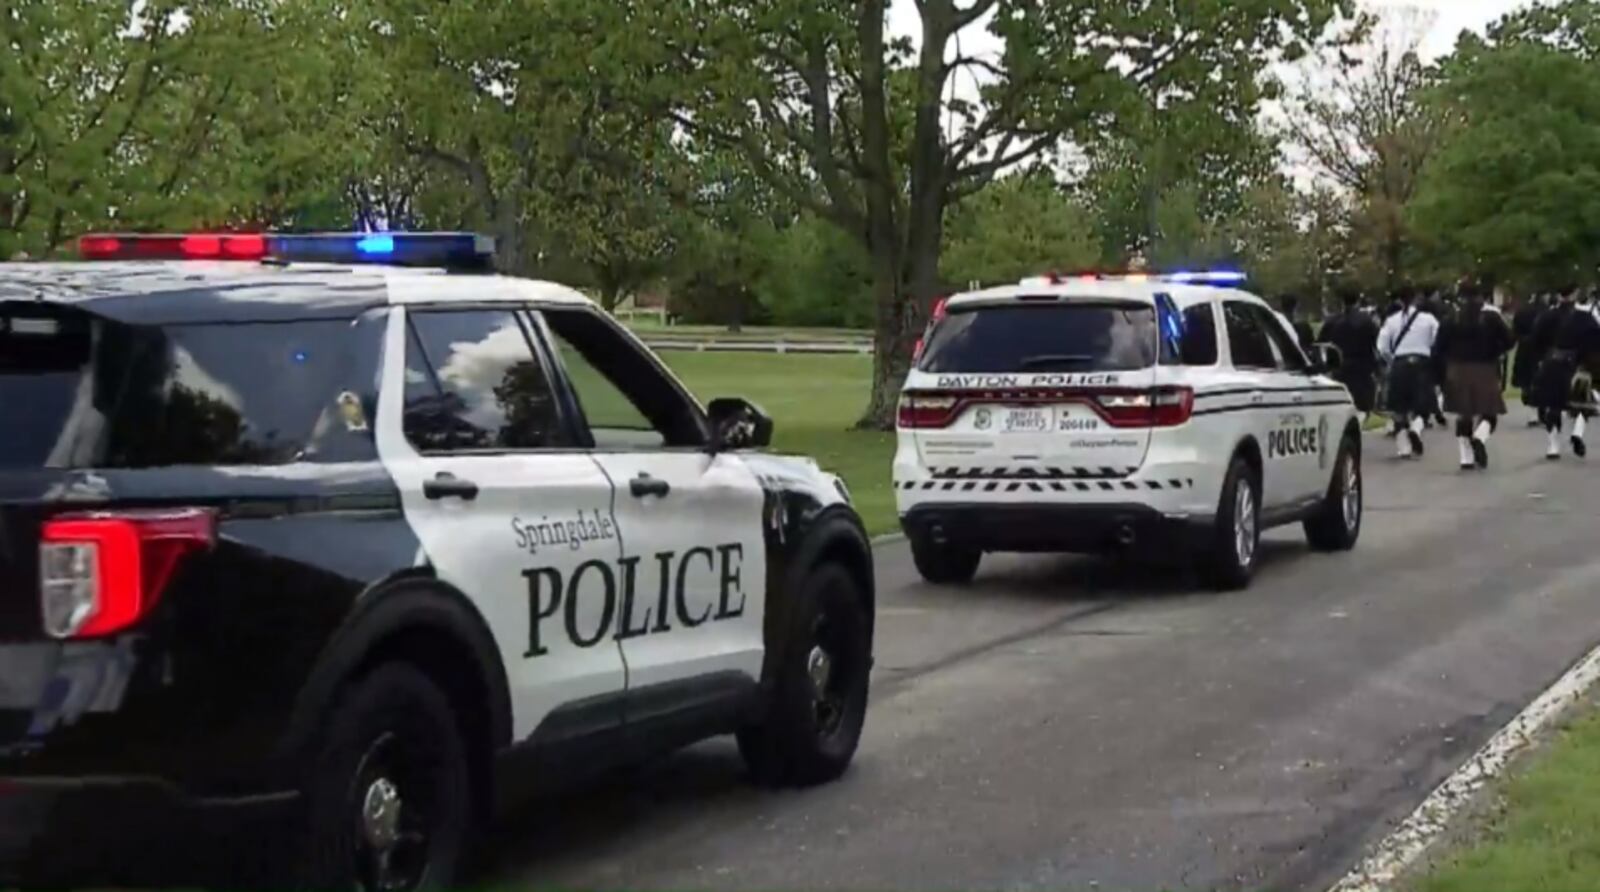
[894,271,1362,590]
[0,233,874,889]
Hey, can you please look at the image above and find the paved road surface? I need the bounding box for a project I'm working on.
[483,425,1600,892]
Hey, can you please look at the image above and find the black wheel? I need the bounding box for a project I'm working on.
[738,563,871,787]
[1304,437,1363,552]
[1198,456,1261,591]
[908,531,980,584]
[289,663,472,891]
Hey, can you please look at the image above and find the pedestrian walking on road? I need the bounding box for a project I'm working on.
[1437,284,1515,470]
[1512,294,1550,426]
[1530,284,1600,459]
[1279,294,1317,353]
[1377,288,1441,459]
[1321,287,1380,422]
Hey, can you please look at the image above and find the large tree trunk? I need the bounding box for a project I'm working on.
[858,233,941,430]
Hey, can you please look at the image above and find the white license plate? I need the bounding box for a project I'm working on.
[1001,408,1053,433]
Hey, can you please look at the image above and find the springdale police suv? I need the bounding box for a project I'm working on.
[895,271,1362,589]
[0,233,874,890]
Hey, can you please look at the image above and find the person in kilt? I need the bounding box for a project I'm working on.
[1377,287,1442,459]
[1512,294,1550,425]
[1530,284,1600,460]
[1321,287,1380,421]
[1436,283,1516,470]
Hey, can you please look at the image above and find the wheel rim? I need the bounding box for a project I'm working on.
[808,591,865,743]
[352,732,435,892]
[1341,457,1361,533]
[1234,479,1257,567]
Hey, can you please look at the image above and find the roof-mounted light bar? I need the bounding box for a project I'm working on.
[75,232,496,270]
[1021,269,1247,287]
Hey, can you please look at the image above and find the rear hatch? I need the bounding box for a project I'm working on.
[899,298,1178,479]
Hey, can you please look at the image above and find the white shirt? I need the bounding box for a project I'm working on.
[1377,308,1439,361]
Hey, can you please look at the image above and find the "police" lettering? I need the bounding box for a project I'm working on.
[523,544,746,657]
[1268,426,1319,459]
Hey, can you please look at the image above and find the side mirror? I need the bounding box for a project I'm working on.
[708,397,774,451]
[1310,343,1343,374]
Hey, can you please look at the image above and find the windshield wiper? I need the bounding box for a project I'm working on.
[1019,354,1095,368]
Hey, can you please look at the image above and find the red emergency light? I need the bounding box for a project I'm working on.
[78,233,268,261]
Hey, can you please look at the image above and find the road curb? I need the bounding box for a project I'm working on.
[1328,637,1600,892]
[871,532,906,547]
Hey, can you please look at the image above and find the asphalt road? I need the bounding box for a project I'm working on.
[483,424,1600,892]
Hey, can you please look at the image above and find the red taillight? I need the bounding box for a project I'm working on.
[897,393,960,429]
[78,235,122,258]
[39,509,217,639]
[1095,387,1194,428]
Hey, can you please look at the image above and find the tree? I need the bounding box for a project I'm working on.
[631,0,1352,428]
[1408,38,1600,289]
[1281,8,1446,290]
[941,172,1098,286]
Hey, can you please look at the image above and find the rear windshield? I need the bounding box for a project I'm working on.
[0,305,376,469]
[919,302,1158,373]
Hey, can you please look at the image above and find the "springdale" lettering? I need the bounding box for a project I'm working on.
[511,509,616,555]
[524,543,746,656]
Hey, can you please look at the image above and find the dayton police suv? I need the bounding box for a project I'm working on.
[894,271,1362,589]
[0,233,874,889]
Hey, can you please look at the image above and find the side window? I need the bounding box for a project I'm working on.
[1224,301,1279,370]
[1251,305,1309,372]
[1180,303,1220,366]
[539,308,706,449]
[403,309,565,452]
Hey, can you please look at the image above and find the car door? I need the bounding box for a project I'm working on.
[1248,302,1334,502]
[375,305,629,744]
[1221,299,1304,511]
[533,306,768,719]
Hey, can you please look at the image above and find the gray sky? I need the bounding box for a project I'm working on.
[889,0,1533,61]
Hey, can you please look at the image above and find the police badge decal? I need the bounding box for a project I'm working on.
[1317,413,1331,471]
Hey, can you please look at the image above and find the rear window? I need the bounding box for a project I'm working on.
[0,305,377,469]
[918,302,1158,373]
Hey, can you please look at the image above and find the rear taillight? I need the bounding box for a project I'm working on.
[898,393,960,429]
[39,508,217,639]
[1095,387,1194,428]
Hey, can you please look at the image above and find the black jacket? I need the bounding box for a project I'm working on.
[1437,308,1514,364]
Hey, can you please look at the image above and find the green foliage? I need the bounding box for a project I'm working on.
[754,215,874,328]
[942,174,1099,286]
[1410,40,1600,289]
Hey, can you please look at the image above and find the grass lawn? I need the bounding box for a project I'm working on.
[1414,705,1600,892]
[628,320,871,343]
[660,351,898,536]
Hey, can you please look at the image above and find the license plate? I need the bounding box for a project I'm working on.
[1001,408,1053,433]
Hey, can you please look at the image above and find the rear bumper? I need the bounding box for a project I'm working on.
[901,503,1214,555]
[0,776,294,886]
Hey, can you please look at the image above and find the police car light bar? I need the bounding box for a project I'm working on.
[77,232,496,270]
[1022,269,1247,287]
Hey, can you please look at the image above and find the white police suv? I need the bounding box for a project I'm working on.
[894,271,1362,590]
[0,233,874,890]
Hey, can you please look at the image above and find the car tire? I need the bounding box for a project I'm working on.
[287,663,473,892]
[1199,456,1261,591]
[1304,436,1363,552]
[738,563,871,787]
[908,532,981,584]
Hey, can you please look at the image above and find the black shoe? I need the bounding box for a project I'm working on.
[1472,440,1489,469]
[1573,437,1587,458]
[1407,431,1425,457]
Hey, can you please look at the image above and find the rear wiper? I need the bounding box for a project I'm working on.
[1019,354,1095,368]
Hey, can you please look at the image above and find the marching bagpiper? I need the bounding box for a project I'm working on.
[1530,284,1600,459]
[1377,288,1442,459]
[1436,283,1516,470]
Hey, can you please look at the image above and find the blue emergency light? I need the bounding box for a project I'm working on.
[78,231,496,270]
[1025,269,1248,287]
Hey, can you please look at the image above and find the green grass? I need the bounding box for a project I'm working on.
[660,351,897,536]
[627,320,871,343]
[1415,706,1600,892]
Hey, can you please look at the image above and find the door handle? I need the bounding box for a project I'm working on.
[423,472,479,502]
[1292,393,1306,404]
[629,473,671,499]
[1250,392,1266,404]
